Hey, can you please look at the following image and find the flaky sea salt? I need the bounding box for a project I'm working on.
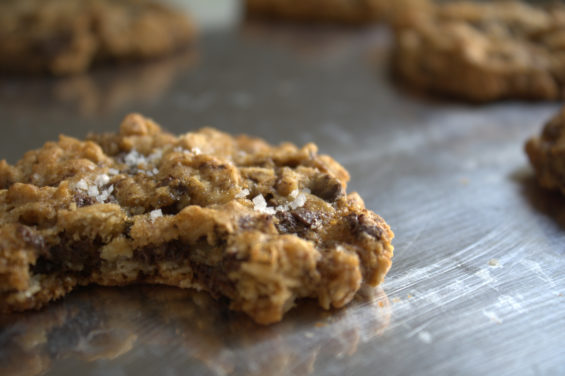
[149,209,163,222]
[108,168,119,176]
[124,149,145,167]
[76,179,88,191]
[97,185,114,202]
[147,149,163,163]
[235,188,250,199]
[289,193,307,210]
[251,189,309,215]
[252,194,276,215]
[75,175,115,203]
[192,147,202,155]
[94,174,110,186]
[88,185,99,197]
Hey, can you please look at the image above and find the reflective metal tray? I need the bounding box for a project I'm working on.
[0,18,564,376]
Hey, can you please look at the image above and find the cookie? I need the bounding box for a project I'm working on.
[392,0,565,102]
[0,0,195,75]
[526,106,565,193]
[244,0,387,24]
[0,114,394,324]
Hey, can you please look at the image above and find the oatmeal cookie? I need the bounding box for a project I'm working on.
[526,106,565,193]
[245,0,387,24]
[392,0,565,102]
[0,0,195,75]
[0,114,394,324]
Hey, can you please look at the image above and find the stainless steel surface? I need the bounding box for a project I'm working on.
[1,20,565,376]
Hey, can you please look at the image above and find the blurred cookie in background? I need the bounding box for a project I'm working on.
[0,0,196,75]
[244,0,388,25]
[391,0,565,102]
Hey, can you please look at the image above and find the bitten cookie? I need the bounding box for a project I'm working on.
[0,114,394,324]
[0,0,195,75]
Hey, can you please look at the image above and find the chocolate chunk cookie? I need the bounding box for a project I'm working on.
[392,0,565,102]
[0,114,394,324]
[0,0,195,75]
[245,0,387,24]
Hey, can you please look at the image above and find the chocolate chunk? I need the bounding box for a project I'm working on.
[310,174,344,202]
[346,214,383,240]
[293,208,323,230]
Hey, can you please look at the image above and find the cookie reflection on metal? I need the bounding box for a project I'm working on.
[0,50,197,118]
[0,286,391,376]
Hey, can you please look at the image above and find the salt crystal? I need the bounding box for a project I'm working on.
[149,209,163,222]
[94,174,110,187]
[192,147,202,155]
[148,149,163,163]
[108,168,119,175]
[289,189,299,199]
[124,149,144,167]
[235,188,250,199]
[252,194,267,210]
[76,179,88,191]
[252,194,276,215]
[88,185,99,197]
[289,193,307,210]
[275,205,288,212]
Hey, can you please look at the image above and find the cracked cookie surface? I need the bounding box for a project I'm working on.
[392,0,565,102]
[0,0,195,75]
[0,114,393,324]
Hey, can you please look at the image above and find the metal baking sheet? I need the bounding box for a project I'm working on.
[1,11,564,376]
